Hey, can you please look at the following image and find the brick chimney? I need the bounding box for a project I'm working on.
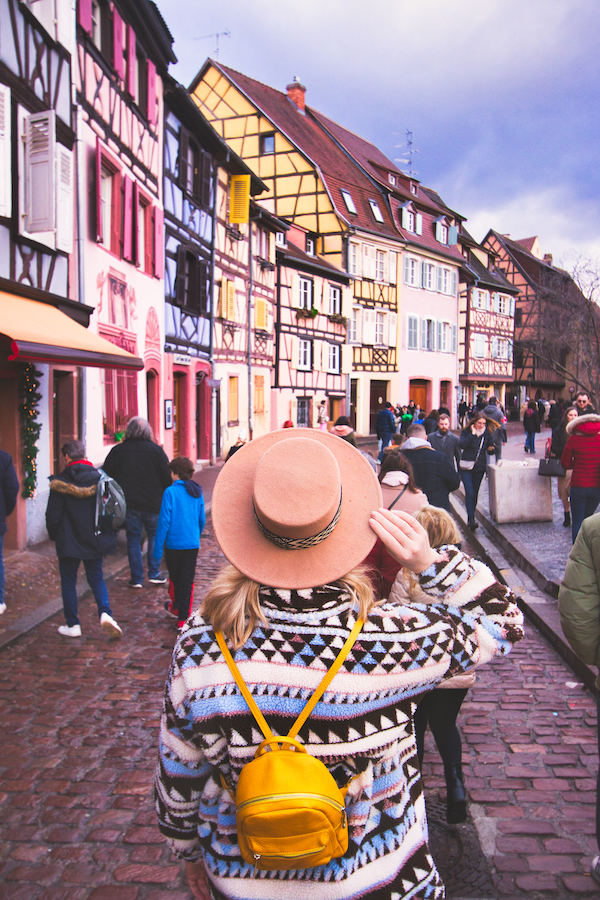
[544,253,553,266]
[286,77,306,112]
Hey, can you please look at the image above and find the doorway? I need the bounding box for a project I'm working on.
[173,374,183,457]
[440,381,451,411]
[146,369,159,439]
[350,379,358,431]
[0,376,26,549]
[53,370,80,475]
[409,379,429,413]
[369,380,389,434]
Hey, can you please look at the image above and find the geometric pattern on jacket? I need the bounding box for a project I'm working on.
[155,547,524,900]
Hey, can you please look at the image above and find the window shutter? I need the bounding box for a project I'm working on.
[386,311,397,348]
[122,175,134,261]
[147,59,157,126]
[485,290,491,311]
[435,221,443,242]
[416,213,423,235]
[95,137,103,242]
[451,270,457,296]
[177,128,189,190]
[218,279,227,317]
[201,150,213,208]
[362,309,376,345]
[78,0,92,34]
[452,324,457,353]
[226,280,236,320]
[437,320,442,352]
[175,245,187,306]
[401,206,410,229]
[154,206,164,278]
[342,343,353,374]
[388,251,397,285]
[111,170,122,255]
[0,84,11,218]
[291,336,299,370]
[421,318,427,350]
[126,25,137,97]
[56,146,73,253]
[199,259,209,313]
[255,298,267,329]
[229,174,250,224]
[404,255,410,285]
[113,8,125,80]
[436,266,442,292]
[26,111,55,233]
[313,341,323,372]
[133,181,141,265]
[509,297,515,317]
[448,225,458,245]
[341,286,352,319]
[492,292,499,313]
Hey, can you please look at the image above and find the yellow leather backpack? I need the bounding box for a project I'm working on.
[215,618,363,872]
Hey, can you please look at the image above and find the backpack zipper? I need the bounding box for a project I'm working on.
[237,792,346,817]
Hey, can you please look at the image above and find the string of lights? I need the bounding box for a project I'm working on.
[20,364,43,499]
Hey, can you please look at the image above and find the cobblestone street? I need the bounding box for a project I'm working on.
[0,518,598,898]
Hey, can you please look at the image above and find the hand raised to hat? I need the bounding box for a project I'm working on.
[185,861,212,900]
[369,509,443,574]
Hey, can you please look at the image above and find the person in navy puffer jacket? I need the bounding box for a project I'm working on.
[154,457,206,627]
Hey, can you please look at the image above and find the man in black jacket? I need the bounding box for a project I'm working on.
[401,424,461,512]
[0,448,19,615]
[103,417,172,588]
[46,440,121,639]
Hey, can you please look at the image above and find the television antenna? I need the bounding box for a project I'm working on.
[394,129,419,177]
[195,29,231,59]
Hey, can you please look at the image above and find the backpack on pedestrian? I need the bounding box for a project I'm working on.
[215,618,363,872]
[95,468,126,535]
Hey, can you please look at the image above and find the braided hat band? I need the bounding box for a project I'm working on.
[253,489,343,550]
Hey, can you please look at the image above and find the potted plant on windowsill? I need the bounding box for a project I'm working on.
[294,307,319,319]
[327,313,347,325]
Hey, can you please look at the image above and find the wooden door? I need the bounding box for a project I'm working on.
[173,375,181,457]
[369,380,388,434]
[409,380,428,412]
[0,377,26,549]
[53,370,79,475]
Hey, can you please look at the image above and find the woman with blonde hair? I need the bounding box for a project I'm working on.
[459,412,502,530]
[155,429,523,900]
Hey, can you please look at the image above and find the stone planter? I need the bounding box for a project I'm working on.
[487,460,554,523]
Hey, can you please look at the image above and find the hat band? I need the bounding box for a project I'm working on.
[253,490,343,550]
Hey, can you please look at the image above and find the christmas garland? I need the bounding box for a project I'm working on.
[20,364,43,499]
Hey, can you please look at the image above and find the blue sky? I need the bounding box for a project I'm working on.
[156,0,600,268]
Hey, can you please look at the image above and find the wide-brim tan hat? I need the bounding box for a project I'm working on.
[211,428,382,588]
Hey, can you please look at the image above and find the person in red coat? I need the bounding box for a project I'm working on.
[561,414,600,542]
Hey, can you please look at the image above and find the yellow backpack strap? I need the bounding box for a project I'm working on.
[287,618,364,741]
[215,631,275,742]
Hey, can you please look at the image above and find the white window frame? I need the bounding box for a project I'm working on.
[375,311,385,345]
[305,237,315,256]
[350,306,361,343]
[388,173,396,185]
[421,318,435,352]
[327,343,341,374]
[298,276,313,310]
[368,198,384,223]
[404,256,420,287]
[422,261,435,290]
[497,293,510,315]
[328,284,341,315]
[275,231,286,246]
[376,249,385,282]
[349,242,360,276]
[407,315,418,350]
[298,338,312,370]
[341,190,357,214]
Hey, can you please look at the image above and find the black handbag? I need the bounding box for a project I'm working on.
[539,439,565,477]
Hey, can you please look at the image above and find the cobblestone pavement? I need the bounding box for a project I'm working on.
[0,518,599,898]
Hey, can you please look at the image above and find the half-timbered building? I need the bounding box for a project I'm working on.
[482,231,567,417]
[0,0,142,547]
[273,222,352,430]
[189,62,401,436]
[457,231,518,410]
[75,0,175,460]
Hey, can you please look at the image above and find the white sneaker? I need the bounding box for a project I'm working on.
[58,623,82,637]
[0,602,6,614]
[100,612,122,639]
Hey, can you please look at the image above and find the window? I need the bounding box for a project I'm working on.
[108,274,129,330]
[102,368,138,444]
[297,397,310,427]
[407,315,418,349]
[135,186,154,274]
[437,321,452,353]
[95,141,122,254]
[275,231,286,246]
[341,189,357,214]
[435,221,448,244]
[254,375,265,413]
[472,288,489,309]
[437,267,457,296]
[0,84,11,219]
[375,311,385,345]
[327,343,341,374]
[348,242,360,276]
[178,131,213,206]
[260,133,275,155]
[491,337,512,360]
[410,182,418,195]
[298,339,312,371]
[329,285,341,315]
[368,199,384,223]
[404,256,420,286]
[495,293,514,316]
[350,307,361,343]
[220,279,236,320]
[473,334,486,358]
[388,173,396,186]
[376,250,385,282]
[176,246,209,314]
[228,376,239,424]
[422,261,435,290]
[421,318,435,352]
[305,236,315,255]
[298,276,313,310]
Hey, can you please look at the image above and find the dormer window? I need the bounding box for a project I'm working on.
[388,173,396,186]
[260,133,275,155]
[410,182,418,195]
[305,236,315,255]
[369,199,384,223]
[435,219,449,244]
[275,231,286,246]
[341,189,357,215]
[400,204,422,235]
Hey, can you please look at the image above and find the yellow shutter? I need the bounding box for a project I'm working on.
[254,374,265,413]
[228,376,239,423]
[226,281,236,321]
[255,298,267,330]
[219,279,227,318]
[229,174,250,224]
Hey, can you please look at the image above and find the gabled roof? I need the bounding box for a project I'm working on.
[463,253,520,293]
[193,61,401,242]
[277,243,351,283]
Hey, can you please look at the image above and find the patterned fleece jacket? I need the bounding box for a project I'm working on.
[155,547,524,900]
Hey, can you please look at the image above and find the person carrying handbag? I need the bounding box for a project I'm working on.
[458,414,501,530]
[550,406,577,527]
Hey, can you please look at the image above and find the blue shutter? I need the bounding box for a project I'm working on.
[448,225,458,245]
[437,321,442,351]
[451,270,458,296]
[509,297,515,317]
[437,267,443,292]
[452,324,457,353]
[421,318,427,350]
[404,255,410,284]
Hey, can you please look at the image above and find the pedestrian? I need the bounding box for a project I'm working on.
[459,413,502,530]
[103,417,171,588]
[422,409,439,436]
[155,428,524,900]
[154,457,206,630]
[225,429,247,461]
[558,512,600,887]
[574,391,596,416]
[46,440,122,639]
[390,505,485,823]
[550,405,577,528]
[400,405,413,434]
[402,423,461,511]
[330,415,357,447]
[375,401,395,462]
[560,413,600,542]
[0,445,19,615]
[429,411,461,470]
[317,399,328,431]
[547,399,562,434]
[523,399,541,454]
[458,399,468,428]
[537,397,547,425]
[482,396,505,458]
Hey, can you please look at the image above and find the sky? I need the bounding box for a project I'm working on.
[155,0,600,271]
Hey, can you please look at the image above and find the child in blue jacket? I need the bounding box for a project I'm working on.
[153,457,205,628]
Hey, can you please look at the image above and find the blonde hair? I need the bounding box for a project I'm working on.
[202,564,375,649]
[402,506,460,601]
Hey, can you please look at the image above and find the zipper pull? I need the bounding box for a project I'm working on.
[252,854,260,877]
